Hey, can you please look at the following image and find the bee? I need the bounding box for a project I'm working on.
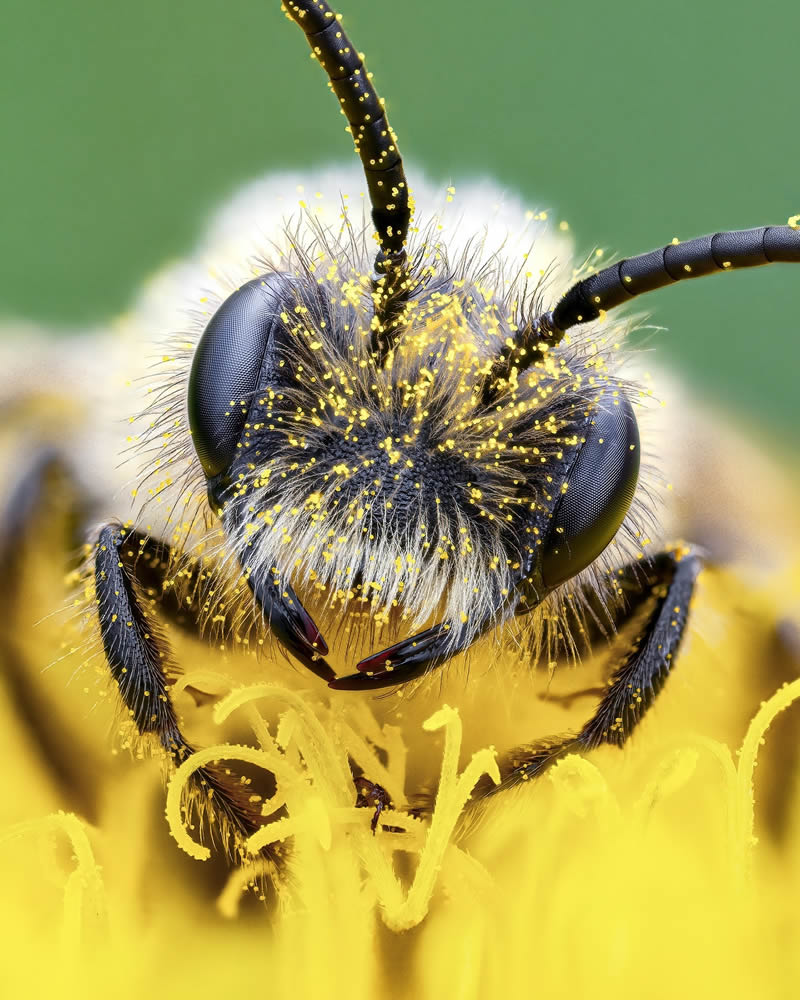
[3,0,799,860]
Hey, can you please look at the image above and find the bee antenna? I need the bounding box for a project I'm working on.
[484,224,800,400]
[283,1,411,363]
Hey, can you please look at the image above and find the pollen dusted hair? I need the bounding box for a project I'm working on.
[138,210,653,671]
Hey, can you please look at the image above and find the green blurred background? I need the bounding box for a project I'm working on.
[1,0,798,441]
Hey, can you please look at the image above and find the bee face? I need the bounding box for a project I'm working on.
[185,219,642,670]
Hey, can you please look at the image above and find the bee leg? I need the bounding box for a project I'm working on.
[353,775,394,834]
[110,527,335,682]
[575,547,703,750]
[536,685,609,709]
[94,523,281,865]
[0,448,99,819]
[0,448,88,568]
[106,526,244,650]
[477,546,704,795]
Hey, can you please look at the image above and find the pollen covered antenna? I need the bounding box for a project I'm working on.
[485,225,800,397]
[282,1,412,355]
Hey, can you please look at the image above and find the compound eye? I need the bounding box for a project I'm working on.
[541,394,640,589]
[187,272,294,478]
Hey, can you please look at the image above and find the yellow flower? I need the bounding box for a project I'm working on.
[2,447,800,998]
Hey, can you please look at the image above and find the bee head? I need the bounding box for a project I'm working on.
[186,240,641,671]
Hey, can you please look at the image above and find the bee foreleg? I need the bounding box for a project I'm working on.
[577,547,703,749]
[93,523,280,864]
[0,448,98,819]
[0,447,88,573]
[481,546,704,794]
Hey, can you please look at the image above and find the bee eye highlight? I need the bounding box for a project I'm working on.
[541,395,640,589]
[187,272,293,479]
